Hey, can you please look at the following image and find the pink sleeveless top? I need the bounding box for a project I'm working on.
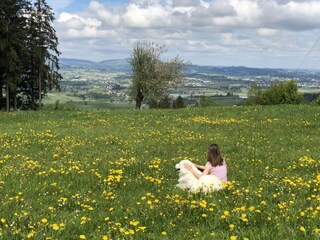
[205,160,227,183]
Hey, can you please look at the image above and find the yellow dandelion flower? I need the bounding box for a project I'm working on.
[230,236,237,240]
[80,235,86,239]
[300,226,306,232]
[41,218,48,223]
[52,224,59,231]
[139,226,146,232]
[129,220,139,226]
[261,201,267,205]
[27,231,34,238]
[162,231,167,235]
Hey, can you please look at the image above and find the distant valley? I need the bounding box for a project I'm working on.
[43,58,320,109]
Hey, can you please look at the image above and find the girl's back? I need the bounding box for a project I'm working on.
[205,161,227,183]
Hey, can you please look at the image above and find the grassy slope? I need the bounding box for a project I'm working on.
[43,92,83,104]
[0,105,319,239]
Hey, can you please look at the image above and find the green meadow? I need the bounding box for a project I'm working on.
[0,105,319,239]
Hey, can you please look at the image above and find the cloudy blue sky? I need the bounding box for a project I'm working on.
[47,0,320,69]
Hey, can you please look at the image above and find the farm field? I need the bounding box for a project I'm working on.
[43,86,320,110]
[0,105,319,239]
[43,92,135,110]
[298,89,320,94]
[43,92,82,104]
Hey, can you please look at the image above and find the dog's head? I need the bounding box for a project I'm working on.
[175,163,181,170]
[175,160,193,172]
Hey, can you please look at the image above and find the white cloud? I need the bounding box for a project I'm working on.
[220,33,252,46]
[171,0,201,7]
[122,3,170,28]
[257,28,278,36]
[274,1,320,30]
[66,27,117,39]
[88,1,120,26]
[227,0,262,27]
[54,0,320,68]
[57,12,101,28]
[209,0,237,17]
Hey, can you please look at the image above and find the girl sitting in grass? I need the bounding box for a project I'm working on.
[176,143,227,193]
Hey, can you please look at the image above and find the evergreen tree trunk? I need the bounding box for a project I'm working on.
[6,84,10,112]
[39,61,42,108]
[14,91,17,111]
[0,81,3,99]
[1,0,30,110]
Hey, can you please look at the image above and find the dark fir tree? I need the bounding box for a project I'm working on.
[24,0,61,109]
[172,96,186,108]
[0,0,30,111]
[158,95,171,109]
[0,0,61,111]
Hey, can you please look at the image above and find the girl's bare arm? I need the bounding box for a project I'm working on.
[194,163,205,170]
[185,163,210,179]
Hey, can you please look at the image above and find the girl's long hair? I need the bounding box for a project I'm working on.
[207,144,224,166]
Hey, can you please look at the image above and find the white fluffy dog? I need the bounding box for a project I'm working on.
[175,160,224,193]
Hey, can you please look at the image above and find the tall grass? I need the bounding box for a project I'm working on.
[0,105,319,239]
